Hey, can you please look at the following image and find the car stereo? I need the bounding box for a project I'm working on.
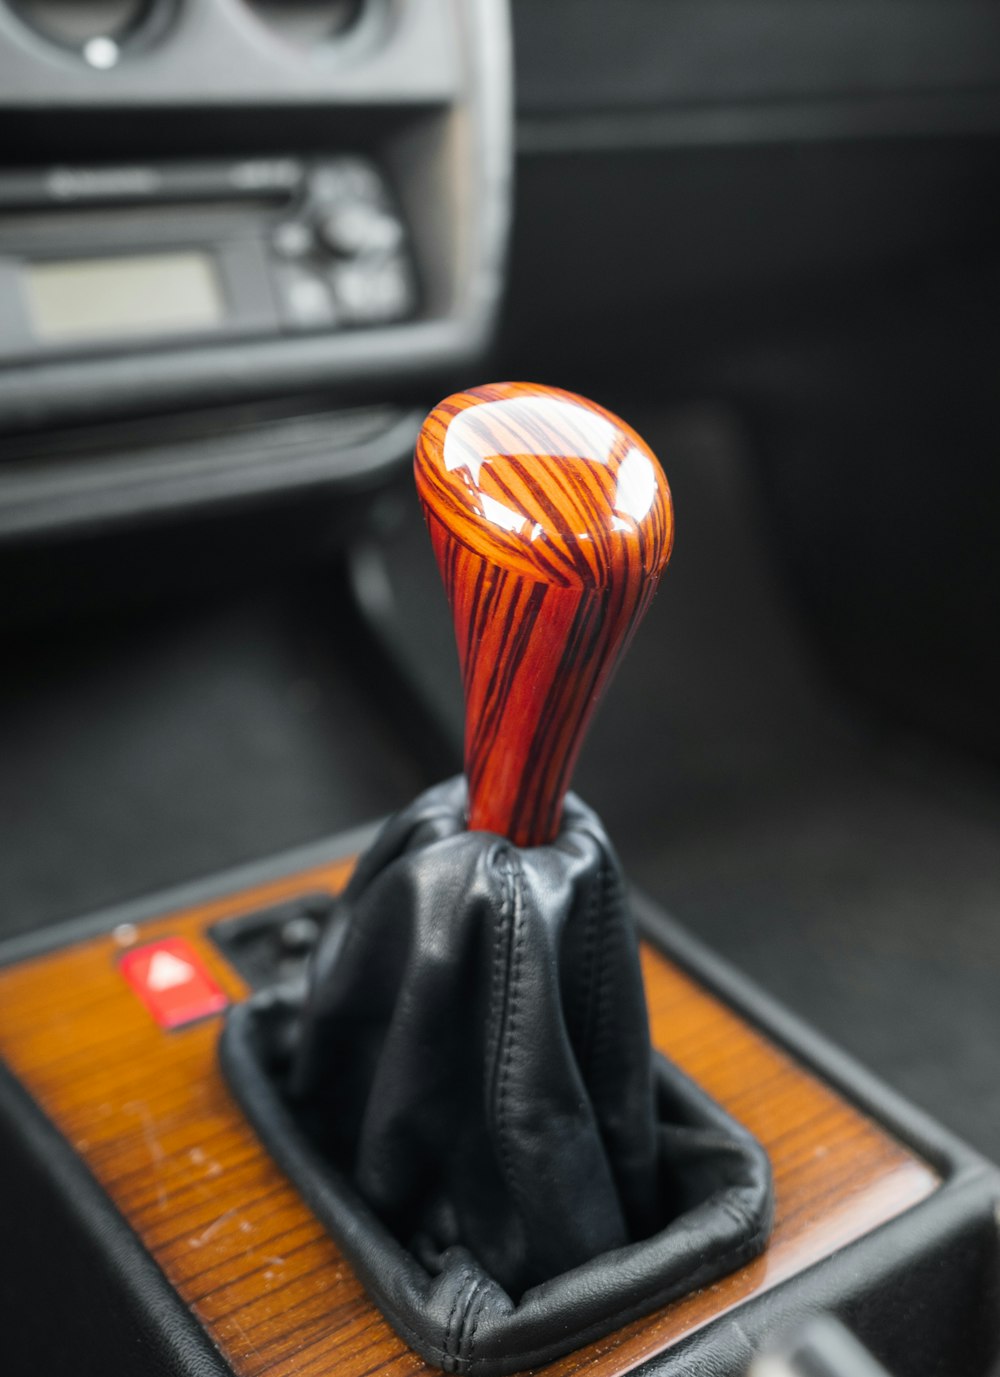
[0,156,416,363]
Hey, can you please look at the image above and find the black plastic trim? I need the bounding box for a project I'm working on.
[0,821,378,970]
[518,89,1000,156]
[0,404,422,539]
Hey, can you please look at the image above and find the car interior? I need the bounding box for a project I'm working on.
[2,3,1000,1376]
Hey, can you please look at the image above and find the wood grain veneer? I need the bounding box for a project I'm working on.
[415,383,674,847]
[0,863,937,1377]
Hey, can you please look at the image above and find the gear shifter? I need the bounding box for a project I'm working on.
[221,383,773,1377]
[413,382,673,845]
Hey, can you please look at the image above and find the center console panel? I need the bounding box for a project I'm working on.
[0,0,511,417]
[0,843,995,1377]
[0,0,511,537]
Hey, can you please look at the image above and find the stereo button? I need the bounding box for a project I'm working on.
[319,204,403,258]
[331,257,413,324]
[309,161,383,207]
[275,265,338,330]
[272,221,314,259]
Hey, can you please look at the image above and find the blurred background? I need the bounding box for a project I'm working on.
[1,0,1000,1151]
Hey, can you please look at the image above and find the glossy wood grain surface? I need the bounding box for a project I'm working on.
[0,866,937,1377]
[415,383,674,846]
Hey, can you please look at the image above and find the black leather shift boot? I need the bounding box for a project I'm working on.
[220,778,773,1375]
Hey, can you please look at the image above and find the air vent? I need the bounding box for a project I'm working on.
[10,0,171,65]
[242,0,365,49]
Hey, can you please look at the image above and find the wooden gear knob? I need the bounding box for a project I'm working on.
[414,381,674,847]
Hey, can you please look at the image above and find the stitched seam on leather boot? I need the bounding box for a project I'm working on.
[588,854,618,1093]
[443,1267,478,1372]
[574,854,604,1078]
[492,852,532,1236]
[457,1276,490,1370]
[482,848,533,1275]
[484,849,514,1140]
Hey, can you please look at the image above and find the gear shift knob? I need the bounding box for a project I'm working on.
[415,381,674,846]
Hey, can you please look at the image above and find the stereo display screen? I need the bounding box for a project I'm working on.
[25,252,224,342]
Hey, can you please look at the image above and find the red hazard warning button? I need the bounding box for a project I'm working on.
[119,936,229,1029]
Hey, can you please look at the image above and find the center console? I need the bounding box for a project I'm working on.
[0,819,995,1377]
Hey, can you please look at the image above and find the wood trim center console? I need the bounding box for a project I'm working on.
[0,861,938,1377]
